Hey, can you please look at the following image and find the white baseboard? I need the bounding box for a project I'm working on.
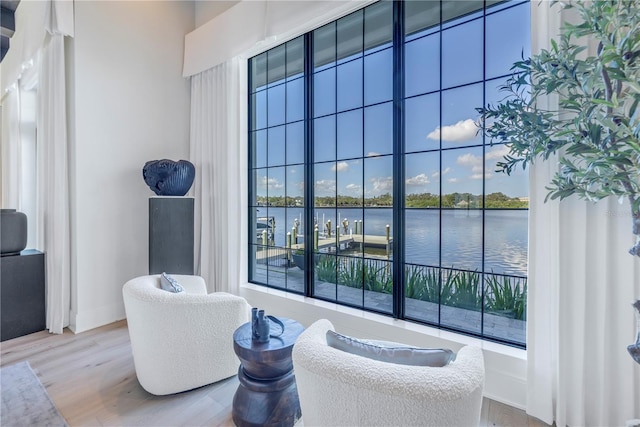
[69,301,126,334]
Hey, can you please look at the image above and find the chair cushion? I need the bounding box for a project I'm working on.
[326,330,455,367]
[160,272,185,293]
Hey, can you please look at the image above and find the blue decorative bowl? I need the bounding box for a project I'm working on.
[143,159,195,196]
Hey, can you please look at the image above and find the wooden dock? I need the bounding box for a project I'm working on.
[290,235,356,251]
[352,234,392,249]
[255,234,392,262]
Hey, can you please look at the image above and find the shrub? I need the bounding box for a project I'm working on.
[364,261,392,294]
[315,255,337,283]
[339,258,364,288]
[485,274,527,321]
[440,269,482,311]
[405,265,426,300]
[405,265,440,303]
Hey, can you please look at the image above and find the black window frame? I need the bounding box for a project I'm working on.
[248,0,530,348]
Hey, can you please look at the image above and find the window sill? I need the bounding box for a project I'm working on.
[240,282,525,358]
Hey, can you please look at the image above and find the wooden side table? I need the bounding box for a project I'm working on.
[232,317,305,427]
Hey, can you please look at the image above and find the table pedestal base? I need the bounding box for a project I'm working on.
[232,367,301,427]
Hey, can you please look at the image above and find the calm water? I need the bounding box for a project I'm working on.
[255,208,528,276]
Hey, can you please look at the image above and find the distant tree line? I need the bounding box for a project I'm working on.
[255,192,528,209]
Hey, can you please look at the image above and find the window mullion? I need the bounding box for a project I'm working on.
[392,0,405,319]
[304,33,315,298]
[247,59,255,284]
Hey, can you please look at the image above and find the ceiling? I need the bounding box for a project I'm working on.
[1,0,20,62]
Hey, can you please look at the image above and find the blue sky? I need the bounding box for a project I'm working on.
[252,0,530,201]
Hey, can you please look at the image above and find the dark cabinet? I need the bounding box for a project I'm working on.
[1,250,46,341]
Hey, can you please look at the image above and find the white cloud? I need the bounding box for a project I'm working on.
[432,167,452,178]
[486,145,511,160]
[366,152,382,157]
[314,179,336,195]
[484,146,511,175]
[332,161,349,172]
[445,147,513,182]
[471,173,493,180]
[457,152,496,179]
[427,119,479,142]
[405,173,430,186]
[345,183,362,194]
[456,152,482,167]
[370,176,393,193]
[455,152,484,173]
[259,176,284,190]
[447,177,459,183]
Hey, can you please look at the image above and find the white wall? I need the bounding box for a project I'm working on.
[194,1,238,29]
[68,1,194,332]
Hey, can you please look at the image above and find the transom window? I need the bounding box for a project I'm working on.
[248,0,530,347]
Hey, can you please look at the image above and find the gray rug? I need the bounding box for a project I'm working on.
[1,361,68,427]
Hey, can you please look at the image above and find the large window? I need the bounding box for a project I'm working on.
[249,0,530,347]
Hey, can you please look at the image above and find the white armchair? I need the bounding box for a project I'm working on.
[122,274,251,395]
[292,319,485,427]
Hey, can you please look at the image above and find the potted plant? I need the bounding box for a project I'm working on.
[477,0,639,360]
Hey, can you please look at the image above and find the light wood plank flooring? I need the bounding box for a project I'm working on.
[1,320,549,427]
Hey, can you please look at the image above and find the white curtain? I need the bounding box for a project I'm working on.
[189,57,248,294]
[1,86,21,209]
[527,3,640,426]
[528,165,640,426]
[1,61,37,242]
[36,0,73,334]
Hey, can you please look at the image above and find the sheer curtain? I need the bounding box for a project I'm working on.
[1,86,21,209]
[36,0,74,334]
[189,57,248,294]
[527,3,640,425]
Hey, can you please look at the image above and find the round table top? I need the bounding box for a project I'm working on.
[233,317,305,353]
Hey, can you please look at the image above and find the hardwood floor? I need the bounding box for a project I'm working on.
[1,321,549,427]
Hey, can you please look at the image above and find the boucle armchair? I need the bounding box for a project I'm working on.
[122,274,251,395]
[292,319,485,427]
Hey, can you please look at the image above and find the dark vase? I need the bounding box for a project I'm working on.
[251,307,259,339]
[255,310,270,343]
[142,159,195,196]
[1,209,27,256]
